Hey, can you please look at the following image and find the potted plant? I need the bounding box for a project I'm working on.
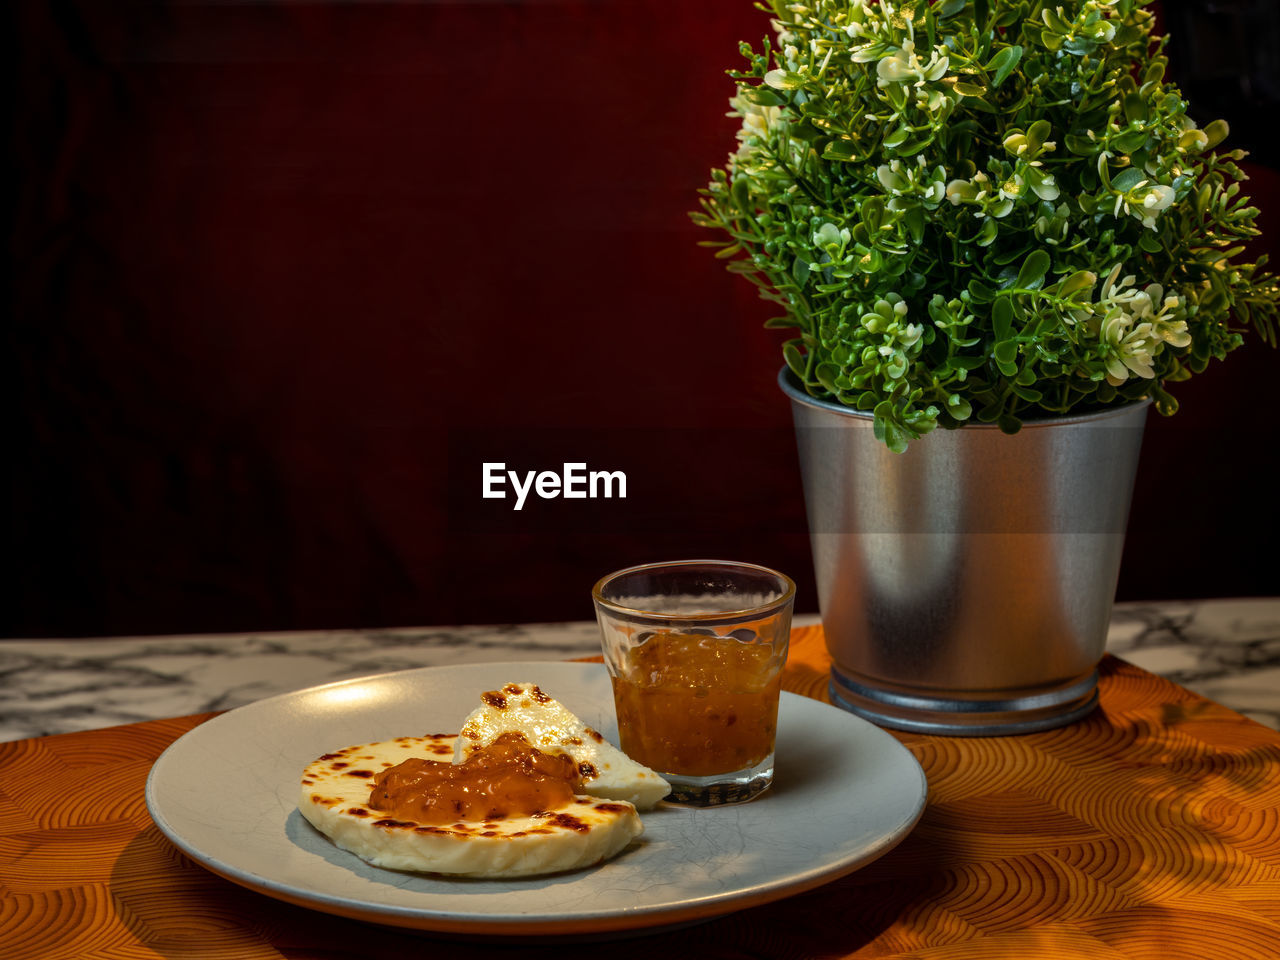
[692,0,1280,733]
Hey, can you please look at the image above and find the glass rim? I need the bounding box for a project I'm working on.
[591,559,796,622]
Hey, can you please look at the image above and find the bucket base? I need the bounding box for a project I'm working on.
[828,668,1100,736]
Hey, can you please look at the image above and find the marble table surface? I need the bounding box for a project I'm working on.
[1,599,1277,743]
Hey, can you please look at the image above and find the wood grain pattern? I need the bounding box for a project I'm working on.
[2,628,1279,959]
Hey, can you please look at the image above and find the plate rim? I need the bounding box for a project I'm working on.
[146,660,927,936]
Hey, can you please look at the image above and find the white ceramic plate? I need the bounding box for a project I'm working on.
[146,661,926,937]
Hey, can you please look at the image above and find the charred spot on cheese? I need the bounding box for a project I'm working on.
[481,690,508,710]
[579,761,598,779]
[538,812,590,833]
[594,802,632,813]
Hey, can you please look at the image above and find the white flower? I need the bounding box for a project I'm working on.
[1128,282,1192,348]
[1099,263,1138,303]
[812,221,850,248]
[1003,132,1029,156]
[998,174,1027,202]
[945,179,973,205]
[1099,307,1157,384]
[729,96,782,155]
[1088,268,1191,383]
[876,159,947,212]
[1140,184,1175,211]
[1153,317,1191,350]
[875,40,949,88]
[763,69,790,89]
[1115,182,1177,230]
[944,172,1014,218]
[876,162,902,194]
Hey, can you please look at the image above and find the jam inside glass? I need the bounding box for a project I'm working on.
[609,631,781,777]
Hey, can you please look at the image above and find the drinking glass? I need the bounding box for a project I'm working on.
[592,560,795,805]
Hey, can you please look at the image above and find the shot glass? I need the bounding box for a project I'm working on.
[592,560,795,806]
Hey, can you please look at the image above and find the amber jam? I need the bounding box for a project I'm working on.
[610,631,782,777]
[368,732,580,824]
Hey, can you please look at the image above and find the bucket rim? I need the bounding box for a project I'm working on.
[777,366,1151,429]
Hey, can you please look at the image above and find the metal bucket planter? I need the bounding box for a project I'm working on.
[780,368,1149,735]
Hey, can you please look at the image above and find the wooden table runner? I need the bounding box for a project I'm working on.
[3,624,1279,958]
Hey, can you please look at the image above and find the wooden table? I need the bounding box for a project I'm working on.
[3,624,1279,959]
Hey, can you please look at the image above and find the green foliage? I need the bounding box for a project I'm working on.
[692,0,1280,451]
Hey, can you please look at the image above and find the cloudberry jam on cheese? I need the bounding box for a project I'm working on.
[368,732,581,824]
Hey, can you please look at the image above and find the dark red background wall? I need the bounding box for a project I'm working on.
[10,0,1278,638]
